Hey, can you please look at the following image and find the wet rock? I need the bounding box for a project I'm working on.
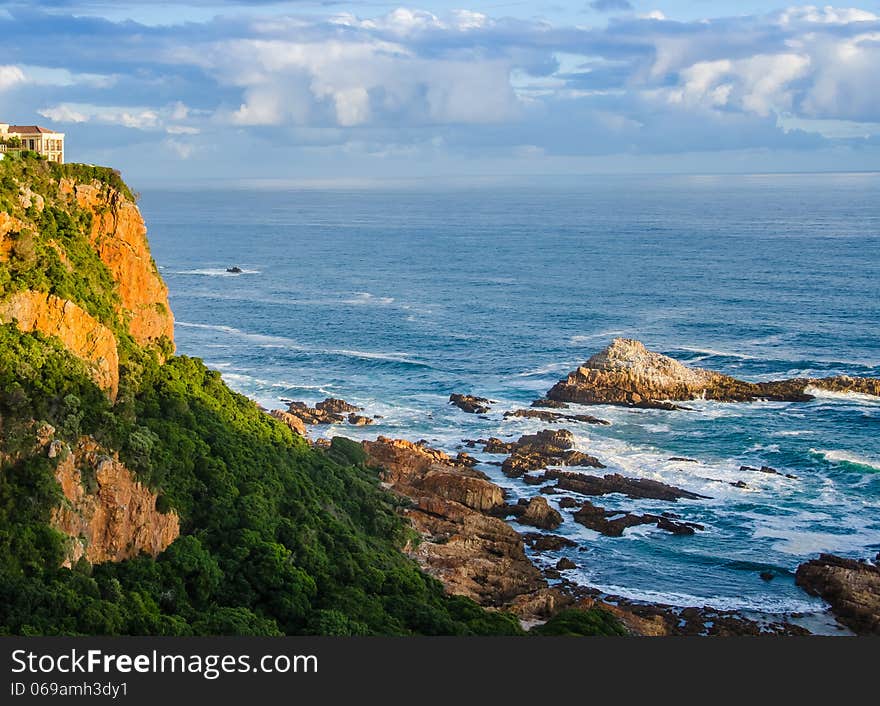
[795,554,880,635]
[523,474,544,485]
[573,501,655,537]
[455,452,478,467]
[760,571,775,582]
[521,533,577,552]
[531,398,569,409]
[503,409,610,425]
[449,393,493,414]
[286,401,344,425]
[545,469,708,501]
[545,338,880,408]
[574,501,702,537]
[558,496,578,509]
[347,413,374,426]
[740,465,779,475]
[517,497,563,530]
[474,437,518,454]
[730,480,748,489]
[556,558,577,571]
[501,429,604,477]
[669,457,699,463]
[317,397,362,414]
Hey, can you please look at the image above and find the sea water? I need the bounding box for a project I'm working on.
[141,173,880,627]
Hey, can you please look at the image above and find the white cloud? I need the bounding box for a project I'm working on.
[778,5,878,25]
[199,36,520,128]
[0,65,25,91]
[38,103,181,131]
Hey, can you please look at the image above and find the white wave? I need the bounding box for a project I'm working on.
[771,430,813,437]
[516,361,576,377]
[745,443,780,454]
[340,292,395,306]
[677,346,756,360]
[577,580,822,614]
[805,386,880,404]
[569,331,625,345]
[810,448,880,472]
[175,320,424,365]
[174,268,261,276]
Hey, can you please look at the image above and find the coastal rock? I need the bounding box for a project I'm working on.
[544,469,708,501]
[545,338,880,408]
[795,554,880,635]
[503,409,610,425]
[317,398,362,414]
[517,497,563,530]
[573,501,655,537]
[362,437,547,610]
[501,429,604,478]
[50,437,179,566]
[530,399,569,409]
[269,409,308,437]
[0,291,119,398]
[556,558,577,570]
[347,413,373,426]
[521,533,577,552]
[285,398,367,426]
[573,501,702,537]
[471,437,518,454]
[449,393,493,414]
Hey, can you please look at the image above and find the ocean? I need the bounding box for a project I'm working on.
[140,173,880,632]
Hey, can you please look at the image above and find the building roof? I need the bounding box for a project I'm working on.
[8,125,59,134]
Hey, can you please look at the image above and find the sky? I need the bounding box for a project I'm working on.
[2,1,880,183]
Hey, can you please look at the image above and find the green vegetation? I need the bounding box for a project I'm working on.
[530,608,627,636]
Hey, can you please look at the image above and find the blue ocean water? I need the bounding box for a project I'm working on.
[140,173,880,627]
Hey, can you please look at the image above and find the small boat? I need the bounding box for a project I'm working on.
[226,266,243,273]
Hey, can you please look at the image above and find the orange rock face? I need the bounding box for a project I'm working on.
[50,438,179,566]
[0,212,27,260]
[0,291,119,398]
[60,178,174,348]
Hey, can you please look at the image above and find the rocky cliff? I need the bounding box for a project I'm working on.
[0,160,177,566]
[60,178,174,347]
[547,338,880,408]
[0,291,119,397]
[48,436,179,566]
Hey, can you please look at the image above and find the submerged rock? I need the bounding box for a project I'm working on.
[544,469,708,501]
[795,554,880,635]
[503,408,610,425]
[545,338,880,408]
[449,393,493,414]
[573,500,702,537]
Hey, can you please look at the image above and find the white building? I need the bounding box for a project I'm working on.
[0,123,65,163]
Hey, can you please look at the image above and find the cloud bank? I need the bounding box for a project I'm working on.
[2,4,879,178]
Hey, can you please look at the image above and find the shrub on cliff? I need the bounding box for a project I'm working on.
[531,608,627,636]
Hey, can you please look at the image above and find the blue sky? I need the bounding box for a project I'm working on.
[2,1,880,182]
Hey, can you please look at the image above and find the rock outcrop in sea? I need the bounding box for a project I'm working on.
[795,554,880,635]
[546,338,880,408]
